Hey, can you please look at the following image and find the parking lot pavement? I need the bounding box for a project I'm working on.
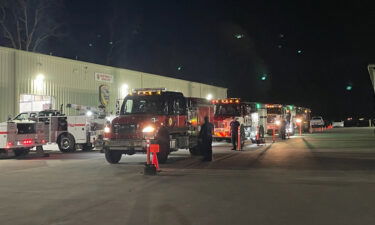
[1,128,375,225]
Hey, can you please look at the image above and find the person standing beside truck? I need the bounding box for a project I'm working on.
[199,116,214,161]
[230,117,240,150]
[280,119,287,140]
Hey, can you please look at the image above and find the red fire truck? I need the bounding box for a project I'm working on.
[103,88,213,164]
[211,98,252,147]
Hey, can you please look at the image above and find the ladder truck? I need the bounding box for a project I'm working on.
[12,104,107,153]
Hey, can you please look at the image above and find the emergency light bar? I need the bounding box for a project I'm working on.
[132,88,166,96]
[265,104,283,108]
[212,98,241,104]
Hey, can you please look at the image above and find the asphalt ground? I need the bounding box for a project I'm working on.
[1,127,375,225]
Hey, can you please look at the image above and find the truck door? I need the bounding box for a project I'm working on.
[243,104,251,126]
[67,116,87,143]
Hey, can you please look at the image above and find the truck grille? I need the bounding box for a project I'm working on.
[113,124,137,134]
[267,117,275,123]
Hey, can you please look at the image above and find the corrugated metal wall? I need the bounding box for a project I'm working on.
[0,46,227,120]
[0,48,15,121]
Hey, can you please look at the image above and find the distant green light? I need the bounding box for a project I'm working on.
[256,103,261,109]
[261,74,267,81]
[346,85,352,91]
[235,34,244,39]
[177,66,182,71]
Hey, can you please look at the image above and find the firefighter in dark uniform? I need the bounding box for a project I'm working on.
[280,119,287,140]
[199,116,214,161]
[230,117,240,150]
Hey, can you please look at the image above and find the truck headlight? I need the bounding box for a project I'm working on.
[104,126,111,133]
[142,126,155,133]
[296,118,302,123]
[275,120,281,126]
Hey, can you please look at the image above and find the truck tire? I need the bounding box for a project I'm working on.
[14,148,30,157]
[156,129,170,164]
[58,134,76,153]
[105,148,122,164]
[82,143,93,151]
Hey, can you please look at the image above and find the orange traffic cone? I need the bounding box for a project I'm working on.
[152,152,160,171]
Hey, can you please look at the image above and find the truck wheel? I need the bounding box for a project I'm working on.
[157,129,170,164]
[82,143,93,151]
[58,134,76,153]
[14,148,30,157]
[105,148,122,164]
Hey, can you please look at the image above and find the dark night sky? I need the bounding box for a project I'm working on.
[42,0,375,120]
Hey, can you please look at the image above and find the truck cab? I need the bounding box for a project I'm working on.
[266,104,286,135]
[103,88,213,164]
[295,107,311,132]
[212,98,252,146]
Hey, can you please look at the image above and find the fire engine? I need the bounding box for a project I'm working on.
[103,88,214,164]
[248,102,267,143]
[12,105,106,153]
[0,121,45,157]
[266,104,285,135]
[211,98,252,147]
[295,107,311,132]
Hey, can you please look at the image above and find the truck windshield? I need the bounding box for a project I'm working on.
[215,104,241,116]
[13,113,29,121]
[121,96,167,115]
[267,108,282,114]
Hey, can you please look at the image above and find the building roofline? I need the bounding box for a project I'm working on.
[0,45,227,90]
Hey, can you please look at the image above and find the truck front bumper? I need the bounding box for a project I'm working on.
[0,149,15,158]
[104,139,154,151]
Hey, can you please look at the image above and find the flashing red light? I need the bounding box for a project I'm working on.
[41,139,47,144]
[6,142,13,149]
[22,139,33,146]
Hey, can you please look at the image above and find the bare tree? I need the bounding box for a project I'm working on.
[0,0,63,52]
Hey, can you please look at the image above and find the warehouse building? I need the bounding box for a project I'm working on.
[0,46,227,121]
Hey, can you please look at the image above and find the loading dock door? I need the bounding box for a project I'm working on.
[19,94,54,113]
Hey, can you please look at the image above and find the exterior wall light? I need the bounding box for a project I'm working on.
[35,74,45,92]
[120,84,129,99]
